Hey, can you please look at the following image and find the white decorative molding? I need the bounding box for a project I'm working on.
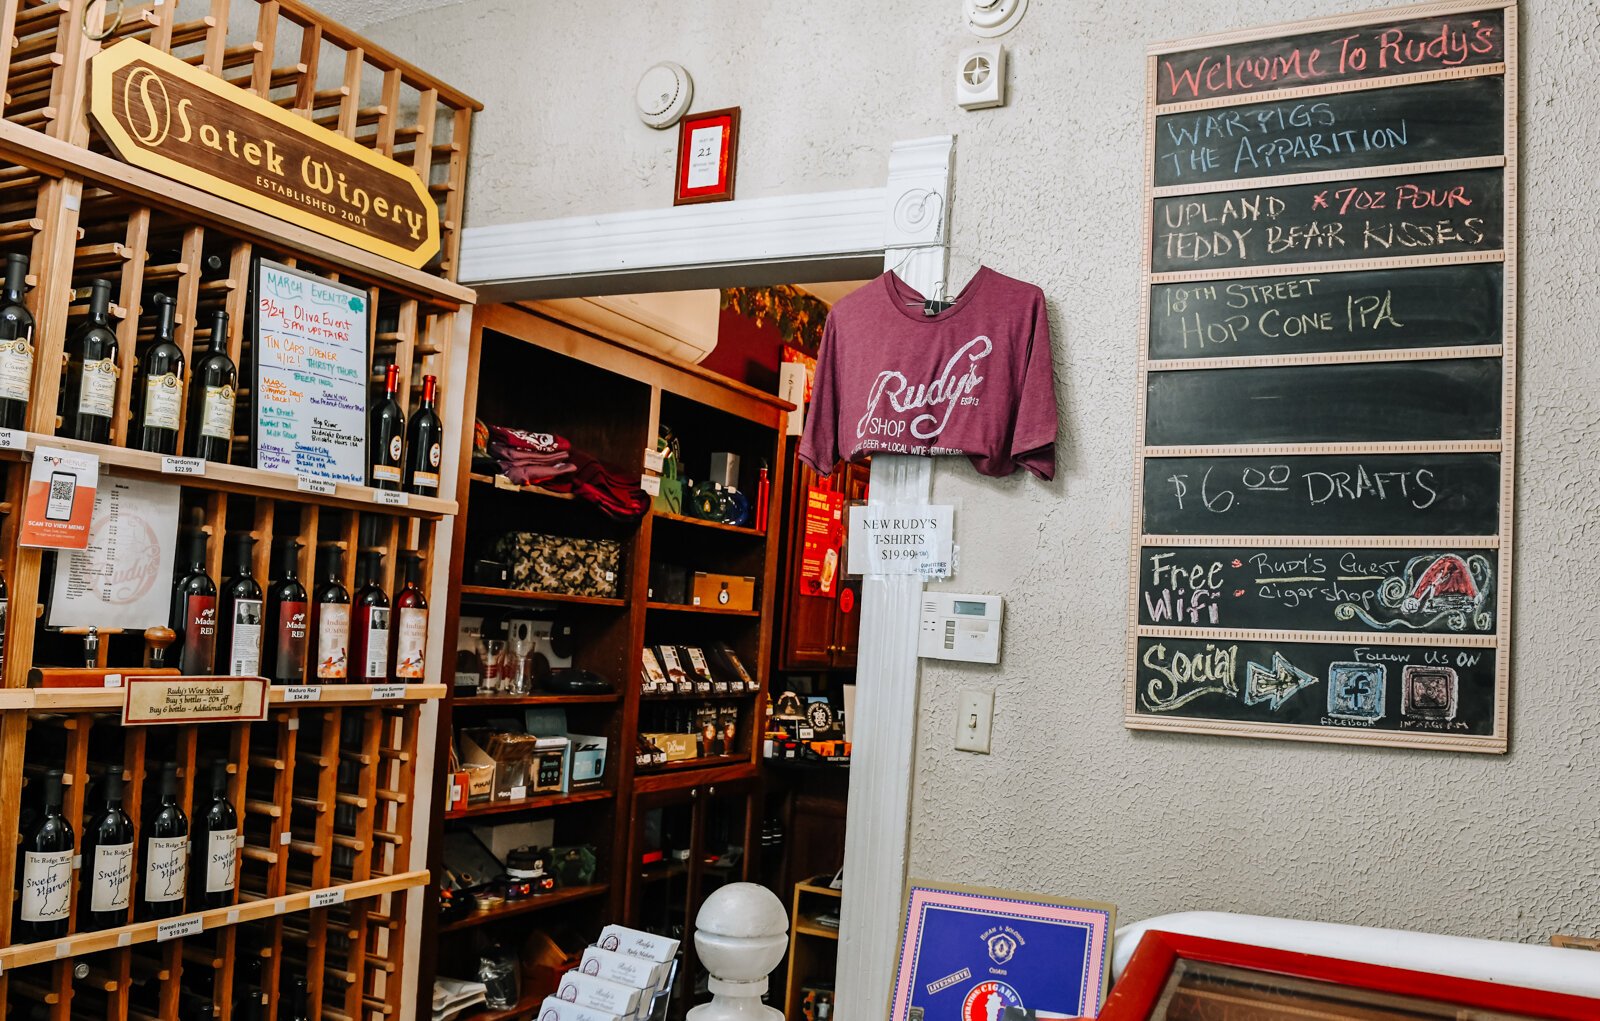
[883,134,954,250]
[835,134,956,1021]
[458,188,886,297]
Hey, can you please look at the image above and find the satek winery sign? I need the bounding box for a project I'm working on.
[88,40,439,269]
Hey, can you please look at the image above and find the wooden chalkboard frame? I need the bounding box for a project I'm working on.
[1126,0,1518,753]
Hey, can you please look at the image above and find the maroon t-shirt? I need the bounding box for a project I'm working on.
[800,268,1058,479]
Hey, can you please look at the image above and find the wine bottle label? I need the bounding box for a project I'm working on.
[182,594,217,675]
[429,442,442,467]
[389,435,403,461]
[200,384,235,440]
[145,835,188,902]
[90,842,135,913]
[395,607,428,679]
[20,848,72,922]
[205,829,238,894]
[0,336,34,402]
[373,463,401,483]
[316,603,349,679]
[410,470,440,490]
[79,358,118,417]
[364,607,390,678]
[143,372,183,429]
[229,598,262,675]
[276,600,309,677]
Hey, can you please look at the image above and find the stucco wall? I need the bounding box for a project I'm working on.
[334,0,1600,941]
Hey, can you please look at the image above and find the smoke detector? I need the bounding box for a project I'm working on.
[956,44,1006,110]
[636,62,693,129]
[964,0,1028,37]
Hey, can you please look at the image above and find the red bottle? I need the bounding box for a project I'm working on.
[265,540,308,685]
[391,552,428,682]
[349,551,390,684]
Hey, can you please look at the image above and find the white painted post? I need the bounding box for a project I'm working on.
[687,883,790,1021]
[834,135,955,1020]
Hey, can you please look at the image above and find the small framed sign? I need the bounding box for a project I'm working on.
[674,107,739,205]
[891,881,1114,1021]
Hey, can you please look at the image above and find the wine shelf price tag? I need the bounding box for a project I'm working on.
[226,909,240,924]
[55,941,74,958]
[713,682,729,694]
[640,474,662,496]
[372,684,406,700]
[116,932,132,947]
[157,916,203,942]
[161,456,205,476]
[372,490,408,507]
[309,888,346,909]
[285,686,321,703]
[0,428,25,450]
[695,682,712,695]
[103,673,123,688]
[643,449,665,472]
[296,475,336,495]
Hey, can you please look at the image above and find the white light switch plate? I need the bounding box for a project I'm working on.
[955,689,993,754]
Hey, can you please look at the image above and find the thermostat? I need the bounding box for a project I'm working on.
[919,593,1003,664]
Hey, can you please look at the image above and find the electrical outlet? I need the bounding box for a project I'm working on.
[955,689,994,753]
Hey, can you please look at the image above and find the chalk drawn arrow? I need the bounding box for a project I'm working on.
[1243,652,1319,711]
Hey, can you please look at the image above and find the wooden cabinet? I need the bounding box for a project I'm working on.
[626,777,759,1018]
[781,455,869,670]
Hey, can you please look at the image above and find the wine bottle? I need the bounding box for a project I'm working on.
[216,534,263,677]
[312,545,350,682]
[369,363,405,490]
[187,308,236,463]
[83,766,135,930]
[192,760,237,909]
[392,552,428,681]
[349,551,390,684]
[62,278,119,444]
[142,762,188,920]
[403,374,443,496]
[0,252,35,430]
[18,768,74,941]
[283,975,311,1021]
[171,528,217,675]
[137,293,184,454]
[265,540,308,685]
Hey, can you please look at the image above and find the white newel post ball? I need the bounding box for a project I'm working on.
[687,883,790,1021]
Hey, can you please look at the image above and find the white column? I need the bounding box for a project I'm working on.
[834,135,954,1020]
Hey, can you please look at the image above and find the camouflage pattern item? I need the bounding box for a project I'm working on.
[493,532,623,599]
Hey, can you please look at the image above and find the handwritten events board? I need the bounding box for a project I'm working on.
[252,259,370,482]
[1127,1,1517,753]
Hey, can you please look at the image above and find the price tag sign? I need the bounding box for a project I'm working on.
[644,449,665,472]
[372,683,406,700]
[373,490,409,507]
[157,916,204,942]
[713,682,730,694]
[509,785,528,801]
[0,428,26,450]
[847,504,955,579]
[285,686,321,703]
[123,676,269,725]
[297,475,336,495]
[161,456,205,476]
[640,474,661,496]
[309,888,346,909]
[694,682,712,695]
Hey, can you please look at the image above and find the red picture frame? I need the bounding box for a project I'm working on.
[1101,931,1600,1020]
[674,106,739,205]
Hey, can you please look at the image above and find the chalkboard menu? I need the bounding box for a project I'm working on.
[1127,2,1517,753]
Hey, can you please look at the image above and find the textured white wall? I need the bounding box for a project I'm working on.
[340,0,1600,942]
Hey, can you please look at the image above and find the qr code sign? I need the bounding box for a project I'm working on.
[50,478,73,502]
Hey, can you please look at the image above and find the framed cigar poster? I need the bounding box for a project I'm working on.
[891,882,1114,1020]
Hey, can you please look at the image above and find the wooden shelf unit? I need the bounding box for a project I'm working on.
[0,2,479,1018]
[784,877,844,1020]
[430,303,790,1018]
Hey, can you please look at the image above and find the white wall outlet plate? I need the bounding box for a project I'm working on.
[955,689,994,754]
[957,44,1006,111]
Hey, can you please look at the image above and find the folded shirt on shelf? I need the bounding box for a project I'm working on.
[482,422,650,522]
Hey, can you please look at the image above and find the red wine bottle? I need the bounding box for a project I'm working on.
[403,374,443,496]
[349,551,390,684]
[312,544,350,682]
[171,528,217,675]
[217,534,263,677]
[62,278,118,444]
[187,308,236,463]
[369,364,405,490]
[83,766,134,930]
[141,763,187,920]
[0,252,35,430]
[18,768,73,941]
[137,293,184,454]
[192,761,237,909]
[391,552,428,681]
[266,540,308,685]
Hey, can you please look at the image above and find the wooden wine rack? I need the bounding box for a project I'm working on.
[0,1,479,1019]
